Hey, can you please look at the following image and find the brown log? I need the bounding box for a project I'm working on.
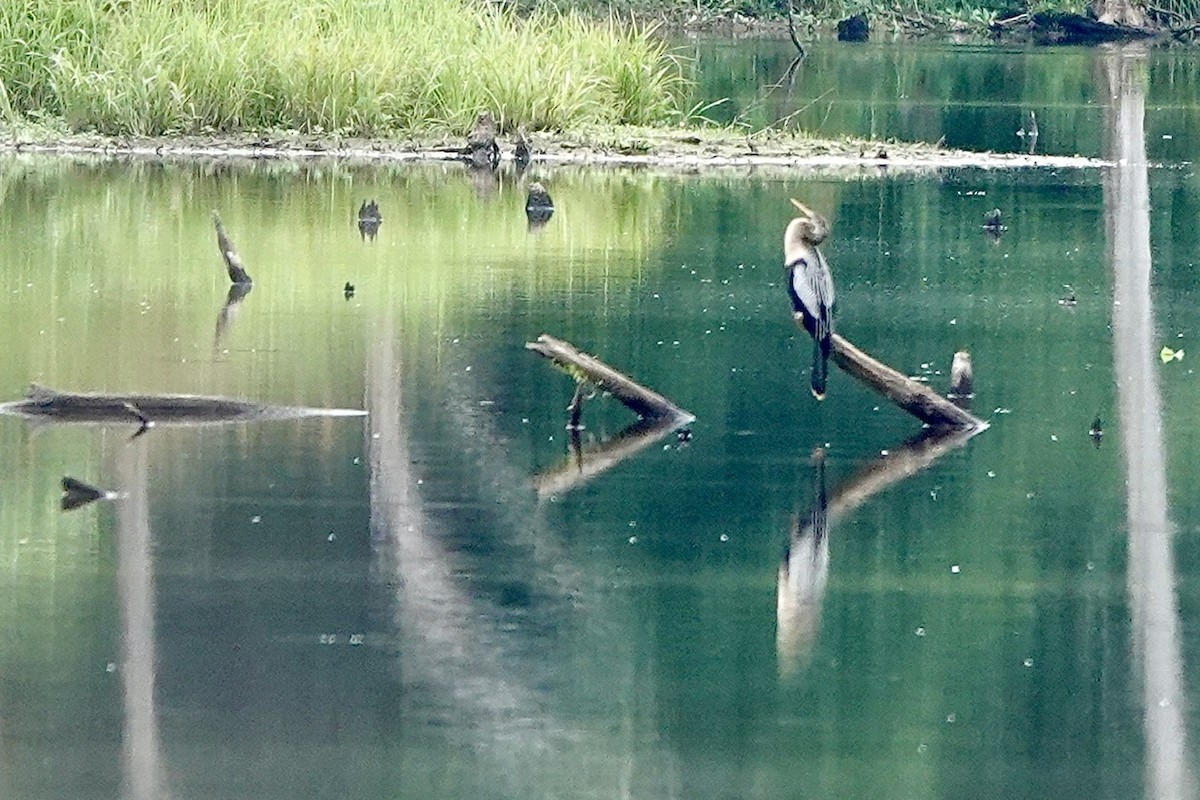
[525,334,695,423]
[828,333,986,430]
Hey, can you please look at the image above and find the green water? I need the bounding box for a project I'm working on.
[1,45,1199,800]
[686,39,1200,161]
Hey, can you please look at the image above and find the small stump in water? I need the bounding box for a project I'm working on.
[526,182,554,230]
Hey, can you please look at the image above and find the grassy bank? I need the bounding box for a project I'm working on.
[0,0,687,137]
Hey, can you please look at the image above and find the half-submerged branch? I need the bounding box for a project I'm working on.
[525,334,695,423]
[827,332,986,430]
[212,211,252,285]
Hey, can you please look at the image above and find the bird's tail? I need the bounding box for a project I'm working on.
[811,338,830,400]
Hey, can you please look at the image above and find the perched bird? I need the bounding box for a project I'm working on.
[467,110,500,170]
[212,211,252,285]
[949,350,974,403]
[784,199,836,400]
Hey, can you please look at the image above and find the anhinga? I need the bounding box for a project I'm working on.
[784,199,835,400]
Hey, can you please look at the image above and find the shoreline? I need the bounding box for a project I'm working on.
[2,132,1111,171]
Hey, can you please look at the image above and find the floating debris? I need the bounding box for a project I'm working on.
[344,281,356,300]
[1160,345,1185,363]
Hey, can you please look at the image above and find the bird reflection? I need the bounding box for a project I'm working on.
[777,449,830,677]
[60,475,118,511]
[213,281,253,353]
[357,199,381,241]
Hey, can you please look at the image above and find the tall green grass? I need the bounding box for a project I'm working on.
[0,0,687,136]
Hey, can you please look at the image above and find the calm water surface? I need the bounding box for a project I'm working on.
[1,45,1199,800]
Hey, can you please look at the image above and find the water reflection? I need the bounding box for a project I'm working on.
[112,437,169,800]
[365,321,562,786]
[1103,44,1197,800]
[776,450,829,677]
[213,281,253,353]
[776,426,979,677]
[534,415,683,497]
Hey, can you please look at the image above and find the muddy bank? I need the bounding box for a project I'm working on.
[2,128,1108,171]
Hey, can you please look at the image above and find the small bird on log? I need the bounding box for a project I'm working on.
[212,211,252,285]
[785,199,836,400]
[467,110,500,170]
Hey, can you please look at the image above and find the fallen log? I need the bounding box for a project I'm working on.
[1,384,366,426]
[825,333,986,430]
[525,334,695,423]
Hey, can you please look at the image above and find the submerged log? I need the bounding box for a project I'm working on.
[1,385,366,427]
[525,334,695,423]
[827,334,985,430]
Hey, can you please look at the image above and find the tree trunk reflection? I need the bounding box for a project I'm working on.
[1102,44,1197,800]
[113,437,169,800]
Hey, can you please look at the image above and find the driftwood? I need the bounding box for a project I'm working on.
[525,334,695,423]
[992,11,1161,43]
[825,333,986,430]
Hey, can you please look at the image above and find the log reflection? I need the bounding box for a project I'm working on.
[1102,44,1197,800]
[533,415,684,498]
[213,281,252,353]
